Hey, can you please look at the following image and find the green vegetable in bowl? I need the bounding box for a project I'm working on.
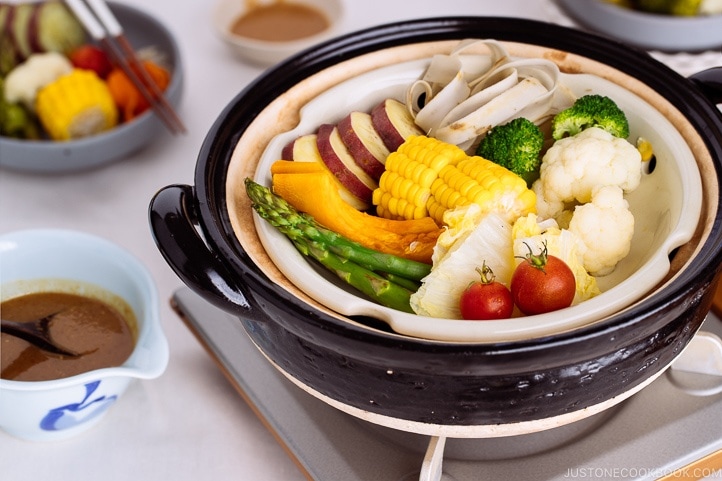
[606,0,722,16]
[551,94,630,141]
[0,77,40,139]
[245,178,431,313]
[636,0,702,15]
[475,117,544,186]
[0,102,40,139]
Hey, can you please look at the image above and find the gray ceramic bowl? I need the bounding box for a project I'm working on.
[558,0,722,51]
[0,3,183,174]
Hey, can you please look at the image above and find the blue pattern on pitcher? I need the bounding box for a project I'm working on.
[40,381,117,431]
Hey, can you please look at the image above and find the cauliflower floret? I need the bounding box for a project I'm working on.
[568,185,634,276]
[533,126,642,219]
[532,180,565,221]
[4,52,73,110]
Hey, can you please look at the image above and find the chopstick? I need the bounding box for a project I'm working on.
[64,0,186,135]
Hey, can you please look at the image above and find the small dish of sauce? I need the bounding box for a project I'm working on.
[213,0,343,65]
[1,286,137,382]
[230,1,330,42]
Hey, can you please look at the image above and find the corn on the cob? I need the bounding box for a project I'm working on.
[636,137,654,163]
[373,135,536,225]
[373,135,467,221]
[36,69,118,140]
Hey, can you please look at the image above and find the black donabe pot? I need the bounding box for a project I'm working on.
[150,18,722,437]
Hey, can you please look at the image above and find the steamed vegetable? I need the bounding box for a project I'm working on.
[410,205,515,319]
[0,12,15,76]
[373,135,537,226]
[245,178,423,312]
[510,242,576,315]
[0,77,40,139]
[0,1,86,75]
[69,44,113,79]
[3,52,72,110]
[632,0,703,14]
[533,127,642,221]
[0,2,177,142]
[0,100,40,139]
[568,185,635,276]
[406,39,563,151]
[531,126,641,276]
[609,0,722,15]
[512,214,600,304]
[106,60,171,122]
[551,94,630,140]
[270,160,442,264]
[246,38,649,320]
[475,117,545,185]
[459,263,514,320]
[36,69,118,140]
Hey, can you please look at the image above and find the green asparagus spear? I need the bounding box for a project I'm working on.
[289,233,415,313]
[378,272,421,292]
[245,178,421,312]
[245,178,431,281]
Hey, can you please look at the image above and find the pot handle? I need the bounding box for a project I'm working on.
[149,184,260,318]
[689,66,722,105]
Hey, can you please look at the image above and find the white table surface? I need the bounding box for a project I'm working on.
[1,1,720,480]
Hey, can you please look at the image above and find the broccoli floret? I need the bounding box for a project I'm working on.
[476,117,544,185]
[0,77,41,139]
[551,94,630,141]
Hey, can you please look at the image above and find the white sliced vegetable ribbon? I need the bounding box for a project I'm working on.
[435,77,549,149]
[406,39,562,151]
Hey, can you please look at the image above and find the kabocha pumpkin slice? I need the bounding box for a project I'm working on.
[270,161,442,263]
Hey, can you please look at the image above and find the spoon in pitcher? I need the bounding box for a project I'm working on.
[1,315,80,357]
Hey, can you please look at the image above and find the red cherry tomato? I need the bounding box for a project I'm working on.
[459,263,513,320]
[510,242,576,315]
[69,45,113,79]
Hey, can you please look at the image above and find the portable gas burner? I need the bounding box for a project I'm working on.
[171,287,722,481]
